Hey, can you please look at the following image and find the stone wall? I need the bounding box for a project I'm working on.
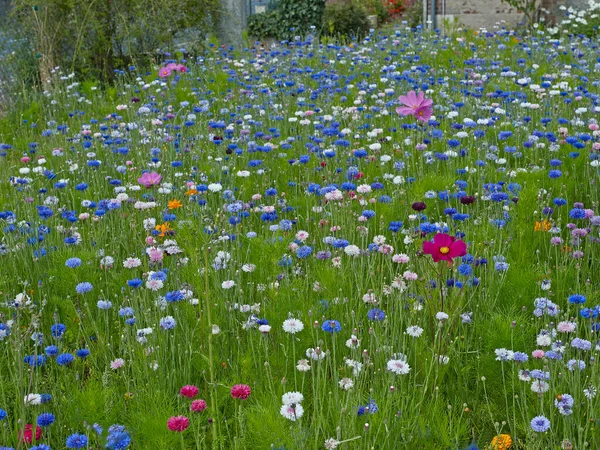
[434,0,523,29]
[434,0,588,30]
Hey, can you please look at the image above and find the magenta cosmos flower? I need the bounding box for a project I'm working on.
[422,233,467,263]
[396,90,433,122]
[137,171,162,188]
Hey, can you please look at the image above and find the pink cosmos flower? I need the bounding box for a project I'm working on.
[180,385,199,398]
[396,90,433,122]
[167,416,189,432]
[138,171,162,188]
[231,384,251,400]
[422,233,467,263]
[159,63,188,78]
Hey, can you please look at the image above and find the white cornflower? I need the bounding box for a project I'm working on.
[280,403,304,421]
[296,359,311,372]
[406,325,424,337]
[387,359,411,375]
[282,318,304,334]
[339,378,354,390]
[282,391,304,406]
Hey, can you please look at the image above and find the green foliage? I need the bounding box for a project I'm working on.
[8,0,220,85]
[247,0,326,40]
[364,0,389,24]
[499,0,540,29]
[402,0,424,29]
[248,10,282,40]
[322,1,370,39]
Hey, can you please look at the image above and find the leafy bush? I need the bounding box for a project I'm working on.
[9,0,220,85]
[248,10,281,40]
[247,0,326,40]
[322,1,370,39]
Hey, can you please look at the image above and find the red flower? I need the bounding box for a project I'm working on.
[20,424,42,444]
[230,384,251,400]
[180,385,199,398]
[190,399,207,412]
[422,233,467,263]
[167,415,190,432]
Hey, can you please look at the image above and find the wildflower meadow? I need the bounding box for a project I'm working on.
[0,23,599,450]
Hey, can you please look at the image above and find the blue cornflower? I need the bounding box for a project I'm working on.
[30,446,51,450]
[76,349,90,358]
[0,409,6,420]
[36,412,55,427]
[51,324,66,338]
[160,316,177,330]
[119,307,134,317]
[127,279,142,288]
[296,246,313,259]
[106,429,131,450]
[512,352,528,362]
[165,290,184,302]
[388,221,403,232]
[75,282,93,294]
[458,264,472,276]
[569,208,586,219]
[279,220,293,231]
[361,210,376,219]
[45,345,58,357]
[332,239,349,248]
[367,308,386,321]
[568,294,586,304]
[571,338,591,351]
[530,415,550,433]
[97,300,112,310]
[66,433,88,448]
[56,353,74,365]
[548,170,562,179]
[490,192,509,202]
[321,320,341,333]
[65,258,82,268]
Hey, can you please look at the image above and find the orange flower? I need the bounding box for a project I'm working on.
[490,434,512,450]
[534,220,552,232]
[168,199,182,210]
[185,188,197,196]
[155,223,171,237]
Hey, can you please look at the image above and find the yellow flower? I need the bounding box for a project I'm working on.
[490,434,512,450]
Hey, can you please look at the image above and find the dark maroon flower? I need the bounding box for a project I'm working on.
[412,202,427,211]
[460,196,475,205]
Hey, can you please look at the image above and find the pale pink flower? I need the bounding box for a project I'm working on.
[396,90,433,122]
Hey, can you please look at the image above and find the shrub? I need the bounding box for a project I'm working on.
[322,1,370,39]
[247,0,326,40]
[248,10,281,40]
